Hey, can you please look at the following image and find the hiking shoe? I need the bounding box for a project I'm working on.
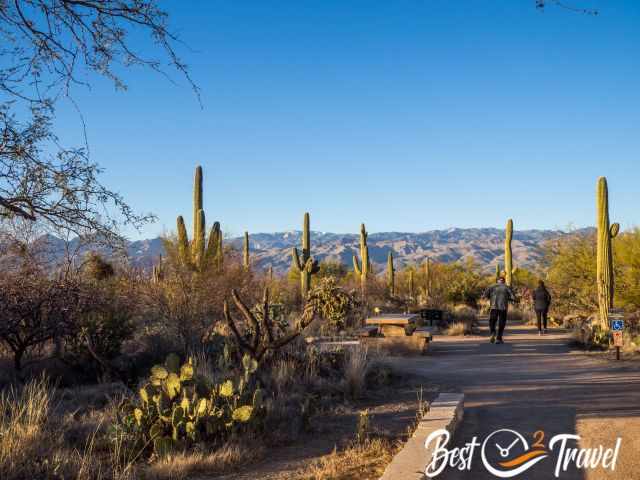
[490,334,496,344]
[496,338,504,344]
[539,331,543,336]
[544,329,548,334]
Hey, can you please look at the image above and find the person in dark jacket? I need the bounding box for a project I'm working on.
[483,277,516,344]
[532,280,552,335]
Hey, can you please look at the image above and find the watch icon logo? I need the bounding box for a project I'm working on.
[481,429,548,478]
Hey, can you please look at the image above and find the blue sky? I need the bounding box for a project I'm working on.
[53,1,639,240]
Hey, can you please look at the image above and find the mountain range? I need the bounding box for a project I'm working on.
[29,228,591,274]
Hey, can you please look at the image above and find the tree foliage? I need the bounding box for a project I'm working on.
[1,0,196,240]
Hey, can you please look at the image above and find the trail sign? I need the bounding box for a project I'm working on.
[613,331,623,347]
[609,312,625,360]
[611,319,624,331]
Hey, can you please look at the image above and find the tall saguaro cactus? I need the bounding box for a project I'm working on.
[291,212,319,298]
[596,177,620,327]
[408,269,415,302]
[386,252,395,295]
[243,231,250,271]
[353,223,370,293]
[505,219,514,286]
[424,257,432,300]
[175,166,223,271]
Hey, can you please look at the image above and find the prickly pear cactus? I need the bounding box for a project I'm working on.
[117,353,264,457]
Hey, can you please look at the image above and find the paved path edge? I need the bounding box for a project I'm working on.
[380,392,465,480]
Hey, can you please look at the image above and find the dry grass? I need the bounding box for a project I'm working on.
[342,345,369,400]
[140,441,265,480]
[445,321,469,336]
[0,375,52,477]
[302,437,397,480]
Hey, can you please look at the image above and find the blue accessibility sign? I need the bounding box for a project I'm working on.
[611,319,624,331]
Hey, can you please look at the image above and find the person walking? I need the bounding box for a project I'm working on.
[483,276,516,344]
[532,280,552,335]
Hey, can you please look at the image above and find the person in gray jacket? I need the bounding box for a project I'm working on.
[531,280,552,335]
[483,276,516,344]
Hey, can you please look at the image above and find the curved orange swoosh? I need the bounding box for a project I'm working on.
[499,450,548,468]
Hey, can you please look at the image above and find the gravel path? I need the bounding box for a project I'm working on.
[388,320,640,480]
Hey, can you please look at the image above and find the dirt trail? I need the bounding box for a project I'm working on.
[388,320,640,480]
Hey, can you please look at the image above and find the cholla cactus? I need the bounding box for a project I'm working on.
[291,212,319,298]
[353,223,370,294]
[596,177,619,327]
[386,251,395,295]
[224,287,317,362]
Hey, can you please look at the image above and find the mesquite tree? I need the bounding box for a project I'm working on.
[0,1,196,240]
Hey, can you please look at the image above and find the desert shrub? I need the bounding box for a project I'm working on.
[571,320,610,350]
[0,267,87,371]
[82,252,116,282]
[544,228,640,316]
[544,232,598,315]
[445,322,468,336]
[64,284,136,381]
[317,260,349,280]
[115,354,264,457]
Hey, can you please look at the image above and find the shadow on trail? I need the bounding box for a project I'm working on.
[391,324,640,480]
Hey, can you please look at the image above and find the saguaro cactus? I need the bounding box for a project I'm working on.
[267,265,274,282]
[424,257,432,300]
[353,223,370,293]
[495,263,501,283]
[596,177,619,327]
[152,255,164,283]
[291,212,319,298]
[505,219,514,286]
[408,269,415,302]
[243,231,250,272]
[175,166,223,271]
[386,252,395,295]
[205,221,223,271]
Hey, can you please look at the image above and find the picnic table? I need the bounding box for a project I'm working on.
[365,314,419,337]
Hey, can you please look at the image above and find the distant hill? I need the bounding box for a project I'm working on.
[26,228,592,274]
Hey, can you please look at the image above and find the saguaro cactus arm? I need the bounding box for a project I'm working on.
[292,247,303,272]
[353,255,362,276]
[176,216,190,265]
